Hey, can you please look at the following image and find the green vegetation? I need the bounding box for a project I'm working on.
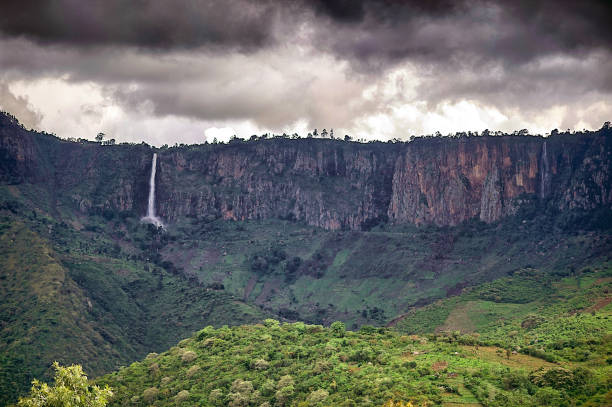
[17,362,112,407]
[0,189,269,405]
[394,265,612,405]
[92,261,611,406]
[97,313,611,406]
[2,176,612,404]
[1,115,611,405]
[394,265,612,348]
[158,210,612,329]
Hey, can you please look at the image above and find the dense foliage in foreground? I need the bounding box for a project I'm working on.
[97,312,611,406]
[17,362,112,407]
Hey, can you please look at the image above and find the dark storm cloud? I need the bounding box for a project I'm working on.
[307,0,612,70]
[2,1,611,63]
[0,0,610,138]
[0,0,281,51]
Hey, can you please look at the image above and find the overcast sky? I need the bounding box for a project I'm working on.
[1,0,611,145]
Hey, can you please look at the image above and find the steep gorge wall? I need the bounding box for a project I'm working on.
[388,134,612,225]
[155,140,398,230]
[155,134,611,229]
[389,137,545,225]
[1,113,610,229]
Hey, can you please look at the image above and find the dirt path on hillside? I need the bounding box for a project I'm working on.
[386,311,411,327]
[584,297,611,313]
[255,279,281,305]
[244,275,258,301]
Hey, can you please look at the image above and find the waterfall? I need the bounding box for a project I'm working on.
[539,140,551,199]
[142,153,163,228]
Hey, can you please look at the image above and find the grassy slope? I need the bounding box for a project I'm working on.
[0,221,113,403]
[0,188,269,406]
[158,209,612,329]
[95,264,612,406]
[393,264,612,345]
[393,264,612,405]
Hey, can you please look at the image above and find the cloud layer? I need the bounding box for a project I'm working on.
[1,0,611,143]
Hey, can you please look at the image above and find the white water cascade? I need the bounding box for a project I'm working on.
[142,153,164,228]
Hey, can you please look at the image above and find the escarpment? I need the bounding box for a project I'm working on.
[154,140,398,230]
[1,112,610,229]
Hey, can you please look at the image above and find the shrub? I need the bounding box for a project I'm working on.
[142,387,159,403]
[292,322,306,333]
[359,325,377,334]
[196,326,215,340]
[404,361,417,369]
[502,371,532,391]
[307,389,329,403]
[186,365,201,378]
[209,388,224,406]
[306,325,324,333]
[181,350,197,363]
[252,358,269,370]
[534,387,564,406]
[277,375,294,389]
[530,367,574,389]
[228,392,249,407]
[231,379,254,394]
[260,380,276,397]
[521,314,545,330]
[331,321,346,337]
[275,386,295,406]
[175,390,189,403]
[263,319,280,328]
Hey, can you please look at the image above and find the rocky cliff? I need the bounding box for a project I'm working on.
[155,140,397,230]
[1,112,610,229]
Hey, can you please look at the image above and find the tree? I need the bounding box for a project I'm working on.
[95,132,105,142]
[330,321,346,337]
[18,362,113,407]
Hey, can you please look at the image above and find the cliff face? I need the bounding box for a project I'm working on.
[389,137,542,225]
[1,112,610,229]
[156,140,397,230]
[388,135,612,225]
[0,113,152,215]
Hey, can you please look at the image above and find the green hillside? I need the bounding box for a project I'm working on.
[94,265,612,406]
[96,315,610,406]
[0,188,269,406]
[394,264,612,365]
[2,176,612,405]
[155,205,612,328]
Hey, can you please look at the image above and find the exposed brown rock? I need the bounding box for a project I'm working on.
[1,112,610,229]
